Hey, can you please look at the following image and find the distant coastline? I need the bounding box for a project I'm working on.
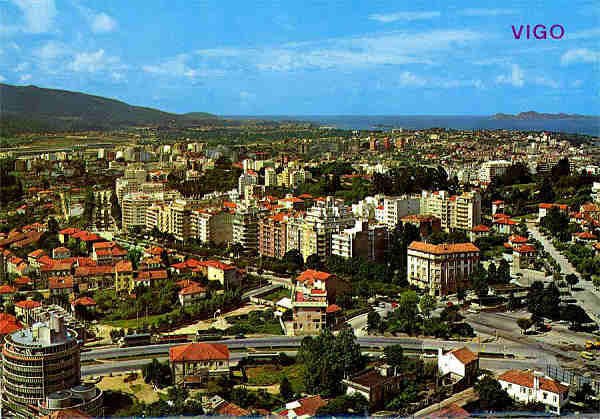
[492,111,599,120]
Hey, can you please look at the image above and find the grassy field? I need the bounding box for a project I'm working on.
[96,371,163,404]
[260,287,289,302]
[245,362,305,393]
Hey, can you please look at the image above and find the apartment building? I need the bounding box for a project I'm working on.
[258,212,289,259]
[478,160,512,183]
[238,171,258,197]
[122,192,179,232]
[190,209,233,245]
[331,220,388,262]
[300,197,355,261]
[264,167,277,187]
[383,195,421,230]
[420,190,481,232]
[1,315,103,417]
[407,241,480,296]
[232,206,260,253]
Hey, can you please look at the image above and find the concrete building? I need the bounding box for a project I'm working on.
[420,190,481,232]
[331,221,388,262]
[258,212,289,259]
[478,160,512,183]
[264,167,277,187]
[437,347,479,386]
[343,365,408,408]
[238,171,258,198]
[407,241,480,296]
[1,315,103,417]
[498,370,569,415]
[190,209,232,245]
[383,195,421,230]
[232,206,260,253]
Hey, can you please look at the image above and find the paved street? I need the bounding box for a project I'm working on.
[528,222,600,324]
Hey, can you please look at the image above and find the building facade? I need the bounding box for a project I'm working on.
[407,241,480,296]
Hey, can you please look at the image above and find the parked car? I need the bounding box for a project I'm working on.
[581,351,595,360]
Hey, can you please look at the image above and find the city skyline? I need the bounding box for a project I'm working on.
[0,0,598,115]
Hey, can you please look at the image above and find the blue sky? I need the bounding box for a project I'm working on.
[0,0,599,115]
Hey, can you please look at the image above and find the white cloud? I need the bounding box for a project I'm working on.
[73,3,118,33]
[460,8,515,16]
[191,29,482,73]
[68,49,121,73]
[0,74,6,82]
[14,62,30,72]
[142,54,225,78]
[495,64,525,87]
[561,48,600,65]
[111,71,125,81]
[91,12,117,33]
[369,11,440,23]
[10,0,56,33]
[534,76,560,89]
[34,40,69,61]
[398,71,426,87]
[19,73,32,82]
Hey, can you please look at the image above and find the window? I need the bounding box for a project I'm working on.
[528,389,532,394]
[543,392,547,400]
[553,395,557,402]
[507,384,512,389]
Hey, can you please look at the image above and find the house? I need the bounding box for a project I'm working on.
[512,244,537,270]
[169,343,230,386]
[71,296,97,313]
[493,217,517,235]
[203,395,249,416]
[114,260,134,293]
[52,247,71,259]
[498,370,569,415]
[133,269,168,288]
[438,347,479,387]
[178,283,207,307]
[92,241,128,265]
[14,276,33,290]
[74,265,115,289]
[27,249,47,268]
[273,395,328,418]
[470,224,491,241]
[138,256,163,271]
[572,231,598,244]
[49,276,74,296]
[492,200,505,215]
[0,284,17,302]
[342,364,409,408]
[14,299,42,324]
[58,227,81,244]
[538,203,568,221]
[171,258,203,274]
[193,260,243,290]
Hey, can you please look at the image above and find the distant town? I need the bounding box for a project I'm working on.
[1,121,600,417]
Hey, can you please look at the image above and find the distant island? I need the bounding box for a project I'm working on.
[492,111,599,120]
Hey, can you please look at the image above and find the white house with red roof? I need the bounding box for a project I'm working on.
[498,370,569,414]
[538,203,568,221]
[92,241,128,265]
[437,346,479,386]
[273,395,328,418]
[178,283,207,307]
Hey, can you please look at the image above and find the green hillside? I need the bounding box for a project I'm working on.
[0,83,216,134]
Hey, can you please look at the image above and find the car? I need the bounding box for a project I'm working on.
[235,333,246,339]
[581,351,595,360]
[447,302,454,307]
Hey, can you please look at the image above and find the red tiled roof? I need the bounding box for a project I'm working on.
[59,227,81,235]
[514,244,536,253]
[498,370,569,394]
[408,241,480,255]
[49,276,74,289]
[296,269,332,284]
[449,347,478,365]
[145,246,164,255]
[179,283,206,296]
[0,285,17,294]
[199,260,236,271]
[72,296,96,307]
[326,304,341,313]
[14,276,32,285]
[28,249,46,258]
[75,265,114,277]
[214,402,249,417]
[15,300,42,309]
[136,270,168,281]
[472,225,490,232]
[0,314,23,335]
[278,396,328,417]
[428,403,470,418]
[539,203,568,210]
[575,231,597,240]
[509,235,528,243]
[492,200,504,205]
[115,260,133,273]
[169,343,229,362]
[494,218,517,225]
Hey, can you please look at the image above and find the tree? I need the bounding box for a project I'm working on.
[305,253,323,271]
[565,273,579,291]
[284,249,304,269]
[419,295,437,319]
[497,259,511,284]
[279,376,294,401]
[316,393,369,416]
[142,358,172,388]
[471,264,489,297]
[383,345,404,376]
[47,217,59,235]
[593,275,600,291]
[367,311,381,334]
[457,288,466,304]
[475,375,513,411]
[516,317,533,335]
[561,304,589,329]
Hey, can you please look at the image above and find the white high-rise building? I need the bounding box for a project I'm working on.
[383,195,421,230]
[420,190,481,232]
[478,160,512,183]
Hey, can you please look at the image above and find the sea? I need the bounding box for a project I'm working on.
[226,115,600,137]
